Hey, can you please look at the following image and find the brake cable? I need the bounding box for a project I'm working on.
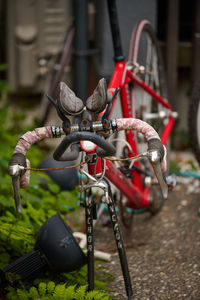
[104,154,141,161]
[25,157,90,171]
[25,154,142,172]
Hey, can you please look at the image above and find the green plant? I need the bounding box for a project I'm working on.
[0,105,80,262]
[0,104,114,298]
[6,281,112,300]
[0,64,10,95]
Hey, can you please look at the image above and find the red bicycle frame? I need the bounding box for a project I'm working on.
[92,60,175,209]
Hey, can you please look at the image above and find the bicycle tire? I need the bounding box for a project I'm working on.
[188,82,200,166]
[128,20,169,214]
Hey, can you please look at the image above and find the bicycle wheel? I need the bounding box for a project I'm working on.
[107,90,136,227]
[128,20,169,214]
[39,27,74,125]
[188,82,200,166]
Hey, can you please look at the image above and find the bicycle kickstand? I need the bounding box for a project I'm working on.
[103,179,133,299]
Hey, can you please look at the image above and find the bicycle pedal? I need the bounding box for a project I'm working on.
[166,175,177,191]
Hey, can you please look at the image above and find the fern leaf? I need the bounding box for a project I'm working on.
[94,293,111,300]
[7,290,19,300]
[74,285,87,300]
[94,280,107,290]
[47,281,56,294]
[29,286,39,299]
[38,282,47,296]
[16,289,29,300]
[53,284,66,299]
[85,290,100,300]
[40,296,51,300]
[62,284,76,300]
[86,291,111,300]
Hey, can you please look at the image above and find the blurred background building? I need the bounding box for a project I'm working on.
[0,0,200,140]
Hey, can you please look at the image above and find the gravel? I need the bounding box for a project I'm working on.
[94,183,200,299]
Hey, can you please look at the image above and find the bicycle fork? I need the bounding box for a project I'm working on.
[81,170,133,298]
[105,180,133,299]
[85,191,95,291]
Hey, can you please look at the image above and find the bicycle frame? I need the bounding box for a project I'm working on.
[91,60,175,209]
[93,0,175,210]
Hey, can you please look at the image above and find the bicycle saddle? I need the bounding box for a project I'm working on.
[86,78,107,113]
[57,82,84,116]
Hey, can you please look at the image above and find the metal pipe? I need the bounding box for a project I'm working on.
[74,0,89,104]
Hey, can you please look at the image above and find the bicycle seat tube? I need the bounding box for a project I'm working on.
[107,0,125,61]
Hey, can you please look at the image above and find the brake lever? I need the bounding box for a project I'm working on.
[46,94,71,127]
[147,151,168,199]
[8,165,24,213]
[102,87,120,120]
[12,176,21,213]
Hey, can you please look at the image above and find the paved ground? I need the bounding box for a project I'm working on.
[94,181,200,299]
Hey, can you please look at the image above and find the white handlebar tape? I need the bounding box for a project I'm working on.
[13,127,53,188]
[116,118,160,140]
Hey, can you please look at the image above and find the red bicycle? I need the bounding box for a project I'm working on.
[8,0,177,298]
[102,2,177,219]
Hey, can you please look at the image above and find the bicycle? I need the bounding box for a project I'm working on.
[8,0,177,298]
[41,0,177,223]
[39,26,74,125]
[9,107,168,299]
[102,2,177,223]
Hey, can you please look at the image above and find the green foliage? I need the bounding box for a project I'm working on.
[6,282,112,300]
[171,122,190,150]
[0,104,113,299]
[29,286,39,299]
[47,281,56,294]
[38,282,47,296]
[0,64,10,94]
[187,160,198,171]
[170,160,181,173]
[0,105,80,264]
